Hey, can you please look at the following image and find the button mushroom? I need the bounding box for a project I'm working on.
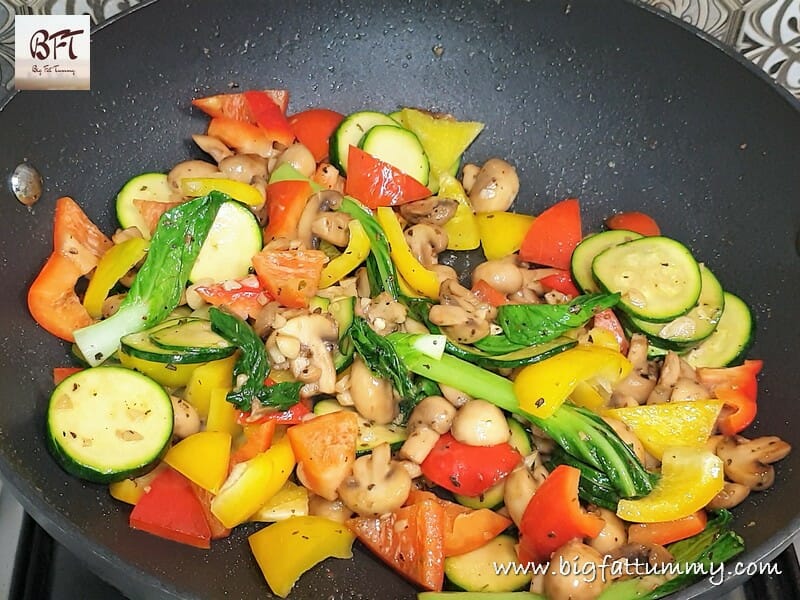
[337,443,412,517]
[349,355,397,425]
[542,541,609,600]
[611,335,658,407]
[361,292,407,335]
[429,279,496,344]
[277,314,339,395]
[218,153,268,184]
[307,494,353,524]
[609,542,673,577]
[399,196,458,226]
[715,435,792,492]
[274,142,317,178]
[707,480,751,510]
[450,399,510,446]
[170,395,201,439]
[311,212,352,247]
[296,189,344,248]
[398,395,457,464]
[503,465,540,527]
[471,257,524,295]
[167,159,219,197]
[587,506,628,555]
[404,223,449,268]
[468,158,520,213]
[646,351,681,405]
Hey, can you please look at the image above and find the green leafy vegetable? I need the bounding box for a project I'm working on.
[209,307,302,412]
[387,331,655,499]
[546,446,620,511]
[338,197,400,299]
[485,293,620,349]
[74,192,229,366]
[349,316,439,416]
[598,510,745,600]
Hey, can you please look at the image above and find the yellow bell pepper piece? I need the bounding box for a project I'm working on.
[319,220,370,288]
[476,211,535,260]
[617,446,724,523]
[585,326,621,352]
[108,464,165,505]
[249,516,355,598]
[569,380,606,411]
[206,387,241,437]
[211,436,296,528]
[184,354,237,419]
[375,206,440,299]
[514,345,632,419]
[83,237,149,318]
[181,177,264,206]
[118,348,205,388]
[438,174,481,251]
[164,430,231,494]
[250,480,309,522]
[604,400,724,460]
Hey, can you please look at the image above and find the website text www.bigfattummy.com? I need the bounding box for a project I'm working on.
[494,556,782,586]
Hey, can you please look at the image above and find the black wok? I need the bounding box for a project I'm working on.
[1,0,799,598]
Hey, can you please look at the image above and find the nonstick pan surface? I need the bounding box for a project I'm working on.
[1,0,799,598]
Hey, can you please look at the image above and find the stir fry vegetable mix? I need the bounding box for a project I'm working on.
[29,88,792,599]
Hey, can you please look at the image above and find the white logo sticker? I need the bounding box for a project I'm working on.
[14,14,90,91]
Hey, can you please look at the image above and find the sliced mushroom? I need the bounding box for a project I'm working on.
[543,541,609,600]
[308,494,353,523]
[429,279,496,344]
[338,443,412,517]
[192,134,234,163]
[405,223,448,268]
[397,426,441,464]
[707,480,751,510]
[399,196,458,226]
[451,399,510,446]
[167,160,219,196]
[647,351,681,405]
[468,158,520,213]
[362,292,407,335]
[296,189,344,248]
[716,435,792,491]
[311,212,352,247]
[407,396,456,435]
[170,395,201,439]
[274,142,316,178]
[611,335,658,406]
[349,355,397,425]
[218,153,268,184]
[471,257,524,295]
[278,313,339,395]
[587,506,628,555]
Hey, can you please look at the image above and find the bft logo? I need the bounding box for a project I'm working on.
[14,15,91,91]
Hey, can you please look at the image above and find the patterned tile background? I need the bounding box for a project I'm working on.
[0,0,798,102]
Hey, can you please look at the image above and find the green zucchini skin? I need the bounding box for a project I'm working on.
[445,337,576,369]
[685,292,755,368]
[359,124,430,186]
[329,110,399,174]
[115,172,172,238]
[121,318,236,364]
[47,367,173,483]
[444,535,531,592]
[571,229,643,293]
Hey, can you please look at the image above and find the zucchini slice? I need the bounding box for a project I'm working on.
[628,264,724,348]
[312,399,407,454]
[115,172,172,239]
[359,124,430,186]
[507,417,533,455]
[47,367,173,483]
[592,236,702,322]
[571,229,643,293]
[330,296,356,372]
[189,200,262,283]
[149,318,235,354]
[328,111,398,174]
[445,336,576,369]
[445,535,531,592]
[685,292,754,368]
[121,318,235,364]
[453,481,506,510]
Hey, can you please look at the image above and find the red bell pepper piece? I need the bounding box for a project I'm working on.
[53,367,83,385]
[229,420,277,467]
[606,211,661,237]
[697,360,762,435]
[539,269,581,298]
[192,89,290,121]
[344,146,431,209]
[129,467,212,549]
[420,433,521,497]
[471,279,508,307]
[252,247,327,309]
[592,308,630,355]
[193,275,269,320]
[189,482,231,540]
[243,90,295,147]
[237,400,312,425]
[28,197,113,341]
[288,108,344,162]
[519,198,582,270]
[517,465,605,564]
[263,179,313,241]
[347,495,445,591]
[207,116,272,157]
